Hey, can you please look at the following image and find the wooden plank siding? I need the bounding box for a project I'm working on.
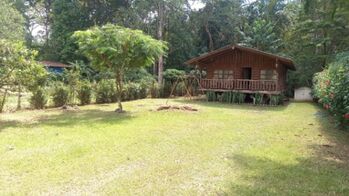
[196,48,289,93]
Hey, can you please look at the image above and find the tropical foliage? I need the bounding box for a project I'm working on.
[313,55,349,126]
[73,24,167,111]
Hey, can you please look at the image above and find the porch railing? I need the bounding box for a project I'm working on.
[200,79,279,92]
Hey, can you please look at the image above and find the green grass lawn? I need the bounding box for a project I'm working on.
[1,98,349,195]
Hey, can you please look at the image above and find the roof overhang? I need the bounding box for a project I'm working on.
[41,61,70,68]
[185,44,296,70]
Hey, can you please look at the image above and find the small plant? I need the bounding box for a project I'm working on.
[237,93,246,104]
[63,65,80,105]
[150,81,160,98]
[175,81,186,96]
[78,80,92,105]
[138,81,148,99]
[270,94,282,105]
[52,83,69,107]
[254,93,263,105]
[96,79,116,104]
[30,87,48,109]
[313,59,349,126]
[123,82,140,101]
[222,92,232,103]
[160,81,172,98]
[230,92,238,103]
[206,91,217,102]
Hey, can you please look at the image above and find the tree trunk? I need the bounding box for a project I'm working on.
[153,62,157,76]
[17,84,21,110]
[0,89,8,113]
[115,71,123,112]
[157,2,164,85]
[158,56,164,85]
[205,22,214,51]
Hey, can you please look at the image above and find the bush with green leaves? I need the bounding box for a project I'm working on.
[270,94,282,105]
[222,92,232,103]
[78,80,92,105]
[63,65,81,105]
[162,69,186,97]
[138,81,148,99]
[175,81,186,96]
[123,82,140,101]
[150,81,160,98]
[206,91,217,102]
[254,93,263,105]
[30,87,48,109]
[237,93,246,104]
[125,68,154,83]
[163,69,186,82]
[313,59,349,126]
[52,83,69,107]
[96,79,116,104]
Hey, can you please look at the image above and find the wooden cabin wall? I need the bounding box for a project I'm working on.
[198,49,288,91]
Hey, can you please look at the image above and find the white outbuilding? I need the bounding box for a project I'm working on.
[294,87,313,101]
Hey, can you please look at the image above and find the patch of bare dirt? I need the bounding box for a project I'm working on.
[61,105,80,111]
[156,105,198,112]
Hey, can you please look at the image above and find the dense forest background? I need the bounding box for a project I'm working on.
[2,0,349,90]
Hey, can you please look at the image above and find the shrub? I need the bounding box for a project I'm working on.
[123,82,139,101]
[230,92,239,103]
[138,81,148,99]
[206,91,217,102]
[270,94,282,105]
[125,68,154,83]
[163,69,186,82]
[30,87,48,109]
[313,60,349,126]
[237,93,246,104]
[175,81,186,96]
[150,81,160,98]
[52,83,69,107]
[63,66,80,105]
[159,82,172,98]
[222,92,233,103]
[78,81,92,105]
[162,69,186,97]
[96,79,116,104]
[254,93,263,105]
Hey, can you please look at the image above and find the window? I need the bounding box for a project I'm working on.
[213,70,234,79]
[260,69,277,80]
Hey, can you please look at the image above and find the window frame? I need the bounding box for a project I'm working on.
[213,69,234,79]
[260,69,278,80]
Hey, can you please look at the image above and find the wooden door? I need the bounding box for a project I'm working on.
[242,68,252,79]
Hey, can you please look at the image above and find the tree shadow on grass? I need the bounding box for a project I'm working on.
[0,109,134,132]
[222,106,349,195]
[172,98,289,112]
[223,152,349,195]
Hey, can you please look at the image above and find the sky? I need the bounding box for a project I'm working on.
[190,0,257,10]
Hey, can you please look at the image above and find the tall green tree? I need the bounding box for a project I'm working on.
[285,0,349,87]
[242,19,282,53]
[0,0,25,41]
[0,39,45,111]
[49,0,90,62]
[193,0,245,53]
[73,24,167,112]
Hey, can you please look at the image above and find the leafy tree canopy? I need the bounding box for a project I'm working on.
[73,24,167,111]
[0,0,25,41]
